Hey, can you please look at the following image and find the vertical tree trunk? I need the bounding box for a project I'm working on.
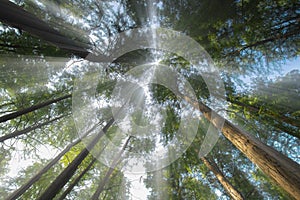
[0,94,71,123]
[57,158,97,200]
[0,0,90,58]
[201,157,244,200]
[0,115,66,142]
[6,137,81,200]
[91,136,132,200]
[37,119,114,200]
[183,96,300,199]
[6,120,103,200]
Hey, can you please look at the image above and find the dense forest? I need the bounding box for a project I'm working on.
[0,0,299,199]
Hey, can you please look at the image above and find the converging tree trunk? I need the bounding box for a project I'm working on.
[37,119,114,200]
[57,157,97,200]
[0,115,66,142]
[0,94,71,123]
[58,142,107,200]
[0,0,90,58]
[183,95,300,199]
[6,137,81,200]
[201,157,244,200]
[91,136,132,200]
[6,120,103,200]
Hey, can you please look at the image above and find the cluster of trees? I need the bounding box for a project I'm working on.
[0,0,299,199]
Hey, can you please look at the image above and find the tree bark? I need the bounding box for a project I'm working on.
[91,136,132,200]
[6,137,81,200]
[201,157,244,200]
[57,157,97,200]
[0,115,66,142]
[0,94,71,123]
[183,95,300,199]
[0,0,90,58]
[37,118,114,200]
[6,120,103,200]
[57,142,107,200]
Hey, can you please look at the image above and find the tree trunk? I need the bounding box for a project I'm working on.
[0,115,66,142]
[183,95,300,199]
[0,94,71,123]
[6,120,103,200]
[0,0,89,58]
[57,142,107,200]
[91,136,132,200]
[57,157,97,200]
[6,137,81,200]
[37,119,114,200]
[201,157,244,200]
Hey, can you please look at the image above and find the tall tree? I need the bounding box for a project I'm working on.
[183,95,300,199]
[37,119,114,200]
[0,0,90,58]
[201,157,244,200]
[0,94,71,123]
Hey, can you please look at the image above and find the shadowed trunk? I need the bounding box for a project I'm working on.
[91,136,132,200]
[57,158,97,200]
[0,0,90,58]
[202,157,244,200]
[0,115,66,142]
[183,95,300,199]
[6,138,81,200]
[57,142,108,200]
[5,120,103,200]
[37,118,114,200]
[0,94,71,123]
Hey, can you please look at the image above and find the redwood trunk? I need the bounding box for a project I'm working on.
[0,0,89,58]
[6,137,81,200]
[201,157,244,200]
[57,158,97,200]
[91,136,132,200]
[0,94,71,123]
[0,115,65,142]
[37,119,114,200]
[184,96,300,199]
[6,120,102,200]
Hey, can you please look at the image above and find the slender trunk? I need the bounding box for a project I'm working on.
[0,0,89,58]
[201,157,244,200]
[0,94,71,123]
[57,143,107,200]
[57,158,97,200]
[183,95,300,199]
[5,120,103,200]
[37,119,114,200]
[6,138,81,200]
[0,115,66,142]
[91,136,132,200]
